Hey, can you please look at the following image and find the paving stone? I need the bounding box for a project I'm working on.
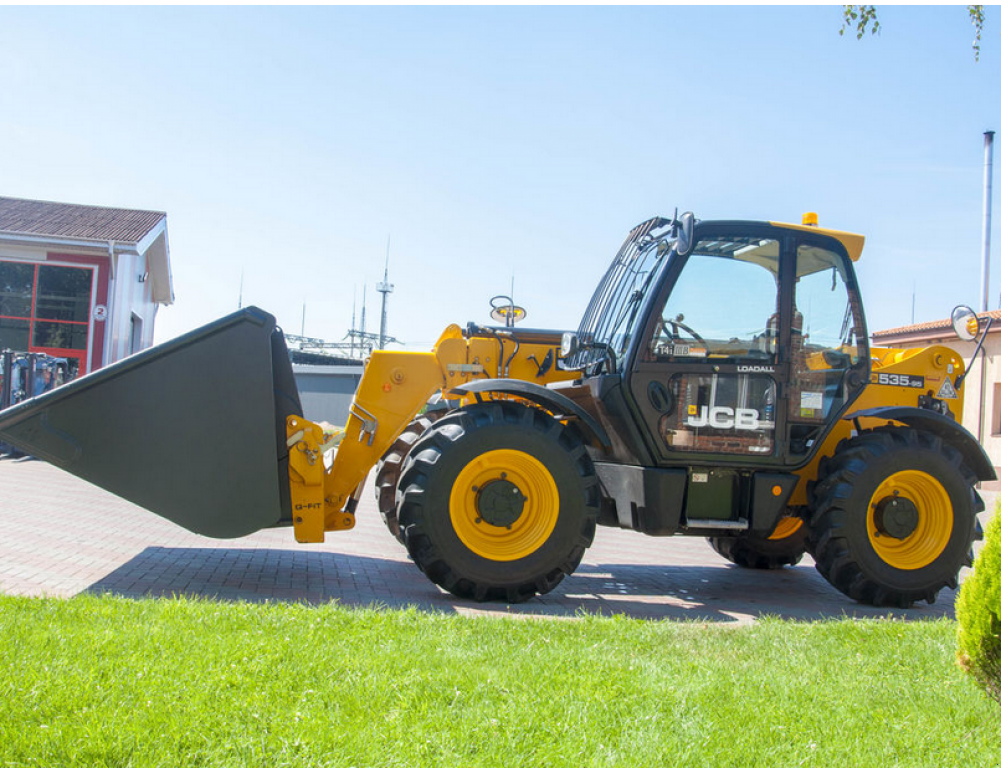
[0,458,994,624]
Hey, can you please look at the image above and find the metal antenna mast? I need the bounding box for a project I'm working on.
[360,285,367,341]
[350,286,357,359]
[377,236,394,350]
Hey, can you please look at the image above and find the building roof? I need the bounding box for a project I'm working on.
[0,196,165,244]
[872,309,1001,343]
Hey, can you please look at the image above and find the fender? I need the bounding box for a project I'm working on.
[845,406,996,481]
[450,378,612,451]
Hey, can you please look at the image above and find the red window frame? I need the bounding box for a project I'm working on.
[0,261,95,376]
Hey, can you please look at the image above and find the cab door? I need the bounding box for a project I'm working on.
[627,224,869,469]
[628,226,789,467]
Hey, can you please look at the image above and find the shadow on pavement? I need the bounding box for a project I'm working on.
[83,546,957,624]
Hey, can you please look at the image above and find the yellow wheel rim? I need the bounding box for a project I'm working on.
[768,517,804,541]
[866,470,952,570]
[449,449,559,562]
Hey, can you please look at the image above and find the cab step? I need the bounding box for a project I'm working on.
[684,518,750,531]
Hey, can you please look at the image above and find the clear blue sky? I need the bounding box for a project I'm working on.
[1,5,999,348]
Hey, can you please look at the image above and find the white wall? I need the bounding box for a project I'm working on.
[953,336,1001,469]
[105,250,160,365]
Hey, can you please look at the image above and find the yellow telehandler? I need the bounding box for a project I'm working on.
[1,212,992,607]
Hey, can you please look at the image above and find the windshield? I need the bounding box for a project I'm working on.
[564,217,675,372]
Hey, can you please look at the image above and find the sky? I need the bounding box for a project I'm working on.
[1,5,999,351]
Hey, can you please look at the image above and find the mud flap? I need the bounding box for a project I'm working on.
[0,307,302,538]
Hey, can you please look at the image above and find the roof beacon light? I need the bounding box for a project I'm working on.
[802,212,819,227]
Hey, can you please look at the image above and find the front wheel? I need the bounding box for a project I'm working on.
[809,426,981,607]
[396,401,599,602]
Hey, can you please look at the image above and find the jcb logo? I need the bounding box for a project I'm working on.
[686,406,761,431]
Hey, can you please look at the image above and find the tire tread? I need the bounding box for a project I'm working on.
[808,425,977,607]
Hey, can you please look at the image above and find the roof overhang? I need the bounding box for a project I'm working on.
[873,312,1001,347]
[0,230,139,256]
[136,219,173,305]
[872,329,956,346]
[0,218,174,306]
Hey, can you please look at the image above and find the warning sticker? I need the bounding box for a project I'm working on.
[800,391,824,410]
[937,377,958,400]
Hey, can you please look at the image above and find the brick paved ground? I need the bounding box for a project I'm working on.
[0,458,994,624]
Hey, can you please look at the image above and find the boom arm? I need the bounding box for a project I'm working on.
[287,324,579,542]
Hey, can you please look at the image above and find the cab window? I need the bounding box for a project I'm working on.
[788,243,859,425]
[650,236,780,363]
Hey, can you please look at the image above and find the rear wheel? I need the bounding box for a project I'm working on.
[708,515,809,569]
[397,401,599,602]
[809,426,981,607]
[374,410,444,543]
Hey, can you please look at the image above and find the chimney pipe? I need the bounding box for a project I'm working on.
[983,130,994,312]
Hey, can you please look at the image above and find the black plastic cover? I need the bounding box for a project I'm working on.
[593,462,686,535]
[846,406,997,481]
[450,378,612,451]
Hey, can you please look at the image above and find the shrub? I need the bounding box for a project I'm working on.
[957,506,1001,703]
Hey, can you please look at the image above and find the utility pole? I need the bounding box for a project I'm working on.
[376,236,394,350]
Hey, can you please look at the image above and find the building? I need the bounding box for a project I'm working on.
[873,310,1001,483]
[0,196,173,379]
[292,363,364,425]
[286,347,363,425]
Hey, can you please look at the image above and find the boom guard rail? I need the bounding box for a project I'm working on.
[0,307,302,538]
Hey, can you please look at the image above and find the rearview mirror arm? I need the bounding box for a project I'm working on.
[955,316,993,391]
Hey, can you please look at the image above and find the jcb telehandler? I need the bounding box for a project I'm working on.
[0,212,992,607]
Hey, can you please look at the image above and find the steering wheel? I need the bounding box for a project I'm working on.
[662,316,707,348]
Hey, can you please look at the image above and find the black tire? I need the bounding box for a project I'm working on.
[809,426,982,608]
[708,516,809,569]
[374,410,445,544]
[396,400,599,602]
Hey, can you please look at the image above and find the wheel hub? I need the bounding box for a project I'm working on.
[476,478,526,528]
[449,448,560,562]
[873,495,919,539]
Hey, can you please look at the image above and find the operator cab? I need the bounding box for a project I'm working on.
[556,213,870,533]
[562,212,870,469]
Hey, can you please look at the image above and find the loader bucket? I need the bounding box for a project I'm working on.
[0,306,302,538]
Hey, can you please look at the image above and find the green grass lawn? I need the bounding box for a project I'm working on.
[1,595,999,767]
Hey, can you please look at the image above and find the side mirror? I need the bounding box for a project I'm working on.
[561,332,579,358]
[676,211,696,256]
[952,304,993,391]
[951,305,980,342]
